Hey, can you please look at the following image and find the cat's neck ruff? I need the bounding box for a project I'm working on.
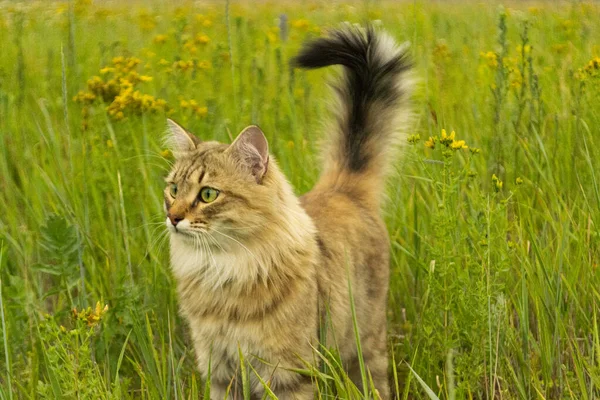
[169,203,315,292]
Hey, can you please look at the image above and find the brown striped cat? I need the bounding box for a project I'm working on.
[163,26,412,399]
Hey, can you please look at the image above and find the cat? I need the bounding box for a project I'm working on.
[163,26,412,400]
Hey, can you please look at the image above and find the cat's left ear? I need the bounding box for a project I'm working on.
[227,125,269,183]
[164,119,200,155]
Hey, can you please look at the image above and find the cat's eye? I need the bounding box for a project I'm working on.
[169,183,178,198]
[199,187,219,203]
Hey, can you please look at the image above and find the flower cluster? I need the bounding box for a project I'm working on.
[181,33,211,54]
[575,56,600,81]
[479,50,526,90]
[73,56,168,126]
[425,129,469,150]
[481,51,498,68]
[492,174,503,192]
[71,301,109,327]
[292,19,310,30]
[170,59,211,73]
[195,14,213,27]
[180,99,208,117]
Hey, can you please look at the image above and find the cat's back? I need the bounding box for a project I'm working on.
[300,185,390,285]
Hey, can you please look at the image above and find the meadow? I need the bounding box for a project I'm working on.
[1,0,599,398]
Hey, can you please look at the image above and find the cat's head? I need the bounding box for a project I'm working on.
[163,119,278,251]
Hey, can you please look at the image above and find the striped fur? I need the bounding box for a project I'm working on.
[164,26,412,399]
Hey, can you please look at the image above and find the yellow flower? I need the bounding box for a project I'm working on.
[450,140,468,150]
[424,137,436,149]
[407,134,420,144]
[194,106,208,117]
[481,51,498,68]
[72,301,109,327]
[153,34,168,44]
[195,34,210,45]
[492,174,503,192]
[292,19,310,30]
[173,60,194,72]
[197,60,211,70]
[184,41,198,54]
[180,99,190,109]
[106,139,113,148]
[439,129,456,146]
[516,177,524,185]
[161,149,171,158]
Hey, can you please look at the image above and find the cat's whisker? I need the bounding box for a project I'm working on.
[131,220,167,232]
[208,227,257,259]
[218,222,268,231]
[204,230,225,253]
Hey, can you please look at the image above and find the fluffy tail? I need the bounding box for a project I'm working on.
[292,26,413,205]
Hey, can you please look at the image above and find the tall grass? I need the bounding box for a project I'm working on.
[0,1,599,398]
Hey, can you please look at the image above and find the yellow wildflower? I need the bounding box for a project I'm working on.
[194,106,208,117]
[153,34,168,44]
[184,41,198,54]
[72,301,109,327]
[450,140,468,150]
[407,134,420,144]
[292,19,310,30]
[481,51,498,68]
[492,174,503,192]
[424,137,436,149]
[197,60,211,70]
[439,129,456,146]
[158,58,170,66]
[195,34,210,45]
[106,139,113,148]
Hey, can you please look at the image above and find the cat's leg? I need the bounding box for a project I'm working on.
[209,378,242,400]
[270,379,313,400]
[255,370,313,400]
[347,331,390,399]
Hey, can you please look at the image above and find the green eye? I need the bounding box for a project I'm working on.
[169,183,178,197]
[199,187,219,203]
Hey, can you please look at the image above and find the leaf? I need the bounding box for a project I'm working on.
[38,214,81,276]
[406,363,440,400]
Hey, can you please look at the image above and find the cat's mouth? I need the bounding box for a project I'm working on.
[166,217,209,239]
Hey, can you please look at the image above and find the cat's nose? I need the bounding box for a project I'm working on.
[168,213,184,226]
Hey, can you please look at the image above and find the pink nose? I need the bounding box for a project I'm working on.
[168,213,184,226]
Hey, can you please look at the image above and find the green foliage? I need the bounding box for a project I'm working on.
[0,1,599,399]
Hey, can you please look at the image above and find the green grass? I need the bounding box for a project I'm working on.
[1,0,599,398]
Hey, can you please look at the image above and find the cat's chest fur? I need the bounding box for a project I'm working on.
[170,235,319,350]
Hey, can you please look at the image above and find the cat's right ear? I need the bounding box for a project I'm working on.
[164,119,200,155]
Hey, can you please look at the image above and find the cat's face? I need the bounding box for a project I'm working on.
[163,121,272,251]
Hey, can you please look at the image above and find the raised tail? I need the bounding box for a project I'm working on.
[292,26,413,207]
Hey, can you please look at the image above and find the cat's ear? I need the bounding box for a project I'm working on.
[227,125,269,183]
[164,119,200,155]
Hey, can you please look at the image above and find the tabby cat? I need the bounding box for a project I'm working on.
[163,26,412,399]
